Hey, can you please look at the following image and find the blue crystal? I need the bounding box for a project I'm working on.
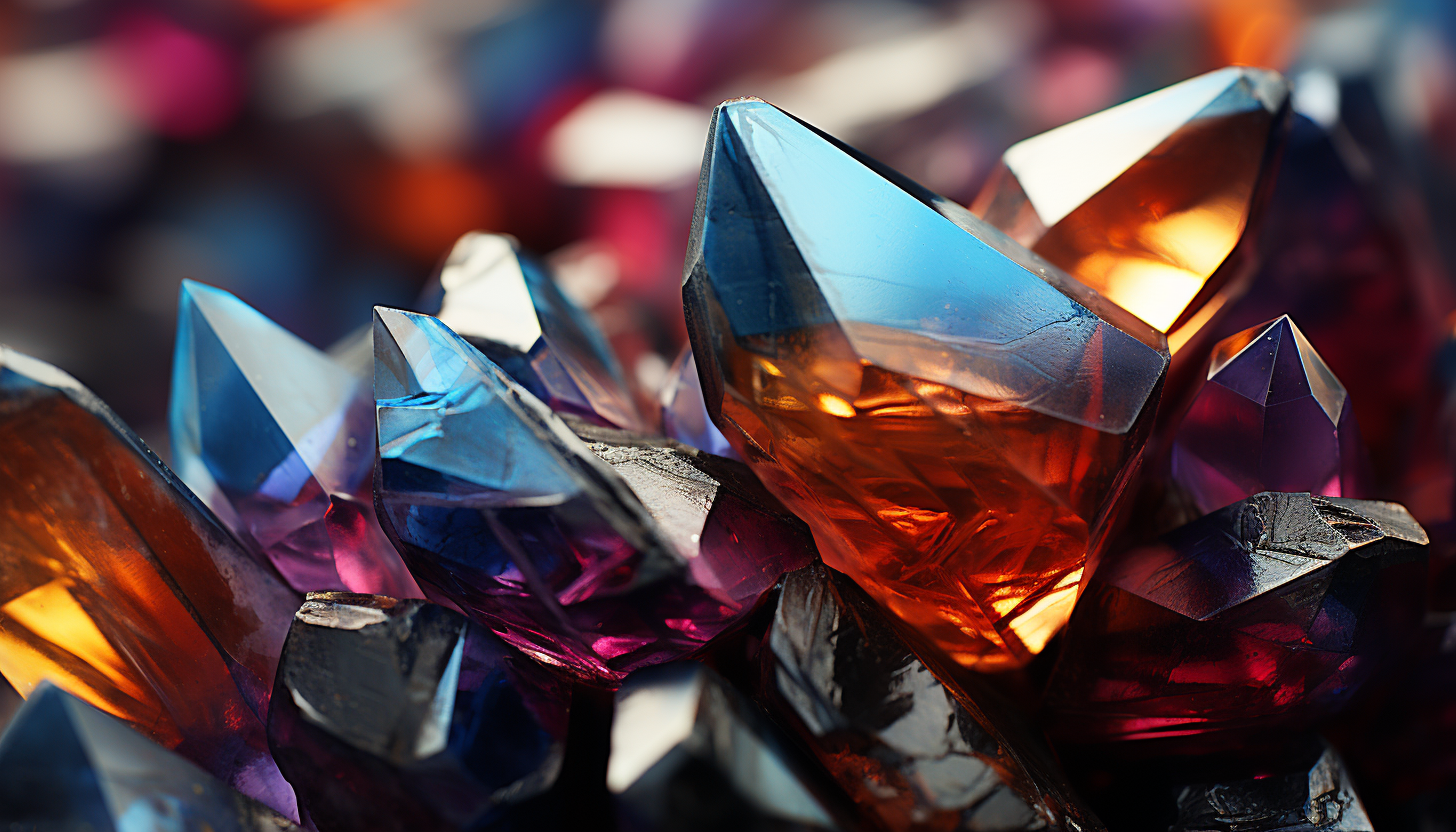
[0,684,300,831]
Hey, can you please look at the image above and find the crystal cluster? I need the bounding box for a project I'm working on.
[373,306,816,682]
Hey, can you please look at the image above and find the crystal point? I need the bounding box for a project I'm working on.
[373,307,817,682]
[973,67,1290,349]
[1045,492,1427,750]
[0,684,300,831]
[1173,316,1367,513]
[682,98,1169,670]
[170,279,420,598]
[764,563,1104,832]
[428,232,643,430]
[660,346,738,459]
[268,593,569,831]
[0,346,299,815]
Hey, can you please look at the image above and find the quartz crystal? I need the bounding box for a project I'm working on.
[0,684,299,831]
[608,662,850,831]
[171,280,420,597]
[1169,741,1372,832]
[1045,492,1427,750]
[1172,316,1367,513]
[660,346,737,459]
[764,562,1103,832]
[972,67,1290,353]
[682,98,1170,670]
[373,307,817,682]
[427,231,643,430]
[268,593,569,831]
[0,346,299,816]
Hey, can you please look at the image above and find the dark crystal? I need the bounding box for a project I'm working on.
[268,593,570,832]
[1169,740,1371,832]
[763,562,1103,832]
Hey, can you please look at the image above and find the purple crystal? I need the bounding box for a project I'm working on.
[659,346,738,460]
[372,307,817,683]
[1172,316,1368,513]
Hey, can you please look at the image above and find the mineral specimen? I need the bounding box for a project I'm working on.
[660,346,736,459]
[373,307,817,682]
[170,279,420,597]
[1169,740,1372,832]
[682,97,1169,670]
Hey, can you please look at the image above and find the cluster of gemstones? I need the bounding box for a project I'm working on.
[2,65,1454,832]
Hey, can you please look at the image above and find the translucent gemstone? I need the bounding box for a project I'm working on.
[1169,741,1372,832]
[608,662,850,831]
[170,280,420,598]
[682,98,1169,670]
[764,563,1104,832]
[1172,316,1368,513]
[373,308,817,683]
[972,67,1290,352]
[0,347,299,816]
[659,346,737,459]
[0,684,301,830]
[426,231,643,430]
[1044,492,1427,751]
[268,593,569,831]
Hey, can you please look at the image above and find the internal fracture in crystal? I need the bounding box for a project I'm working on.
[373,308,816,682]
[682,97,1169,670]
[763,563,1104,832]
[1045,492,1427,749]
[0,346,299,816]
[170,280,420,597]
[0,684,300,831]
[268,593,569,831]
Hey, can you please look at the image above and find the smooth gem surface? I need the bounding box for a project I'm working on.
[660,346,737,459]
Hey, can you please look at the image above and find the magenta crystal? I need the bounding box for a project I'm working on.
[1171,315,1368,514]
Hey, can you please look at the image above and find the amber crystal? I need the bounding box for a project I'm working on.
[682,99,1169,670]
[972,67,1290,355]
[0,346,301,816]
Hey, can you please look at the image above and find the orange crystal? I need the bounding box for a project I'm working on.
[972,67,1290,355]
[682,100,1169,670]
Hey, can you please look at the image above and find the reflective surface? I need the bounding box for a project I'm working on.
[1172,316,1367,513]
[268,593,569,832]
[0,684,299,831]
[660,345,737,459]
[0,346,299,816]
[683,98,1169,670]
[373,308,816,682]
[763,562,1103,832]
[973,67,1290,350]
[1045,492,1427,750]
[171,280,420,597]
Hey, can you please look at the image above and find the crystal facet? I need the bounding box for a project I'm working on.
[682,98,1170,670]
[170,280,420,597]
[763,562,1104,832]
[660,346,737,459]
[1172,316,1367,513]
[427,231,644,430]
[0,684,300,831]
[972,67,1291,351]
[373,307,817,682]
[0,346,299,815]
[1045,492,1427,750]
[1168,741,1372,832]
[268,593,569,831]
[609,662,850,831]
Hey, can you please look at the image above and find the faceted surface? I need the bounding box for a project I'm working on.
[764,562,1103,832]
[682,98,1170,670]
[1169,741,1372,832]
[1172,316,1367,513]
[0,684,299,831]
[268,593,569,831]
[373,308,817,682]
[972,67,1290,351]
[427,231,643,430]
[660,345,737,459]
[0,346,299,816]
[1045,492,1427,750]
[609,662,850,831]
[171,280,420,597]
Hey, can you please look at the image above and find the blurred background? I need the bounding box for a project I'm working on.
[0,0,1453,454]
